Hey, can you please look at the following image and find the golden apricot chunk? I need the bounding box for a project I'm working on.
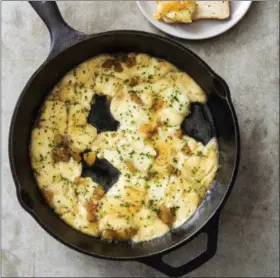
[139,123,156,138]
[52,145,71,162]
[101,229,117,240]
[53,134,64,144]
[84,202,98,222]
[42,189,54,204]
[153,99,166,111]
[175,129,183,138]
[125,160,137,174]
[157,205,174,227]
[92,187,105,203]
[101,228,137,241]
[115,228,137,241]
[83,151,97,166]
[130,93,143,106]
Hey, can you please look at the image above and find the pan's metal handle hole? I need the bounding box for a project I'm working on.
[19,189,34,211]
[162,233,207,267]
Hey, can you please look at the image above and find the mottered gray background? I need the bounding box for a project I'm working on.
[1,1,279,277]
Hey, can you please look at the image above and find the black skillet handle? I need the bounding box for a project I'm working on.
[29,1,87,59]
[139,212,220,277]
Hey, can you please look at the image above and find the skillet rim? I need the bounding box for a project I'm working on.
[8,30,240,260]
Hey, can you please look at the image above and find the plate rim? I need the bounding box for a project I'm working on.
[136,1,252,40]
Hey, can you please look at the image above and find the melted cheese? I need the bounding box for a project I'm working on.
[133,207,169,242]
[58,158,82,182]
[154,1,197,23]
[30,53,218,243]
[67,124,97,153]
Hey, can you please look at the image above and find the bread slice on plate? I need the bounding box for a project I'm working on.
[193,1,230,21]
[154,1,230,23]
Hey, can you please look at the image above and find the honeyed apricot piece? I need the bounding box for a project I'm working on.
[83,151,97,166]
[175,129,183,138]
[101,228,137,241]
[130,93,143,106]
[42,189,54,204]
[125,160,137,174]
[157,205,174,227]
[92,187,105,203]
[84,202,98,222]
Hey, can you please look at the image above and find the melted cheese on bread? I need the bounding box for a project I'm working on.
[154,1,196,23]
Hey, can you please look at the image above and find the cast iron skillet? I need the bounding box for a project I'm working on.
[9,1,240,277]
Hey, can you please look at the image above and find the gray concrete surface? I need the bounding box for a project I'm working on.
[1,1,279,277]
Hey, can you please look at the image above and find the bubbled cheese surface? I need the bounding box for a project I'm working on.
[30,53,218,242]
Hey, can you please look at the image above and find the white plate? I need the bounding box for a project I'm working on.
[136,1,252,40]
